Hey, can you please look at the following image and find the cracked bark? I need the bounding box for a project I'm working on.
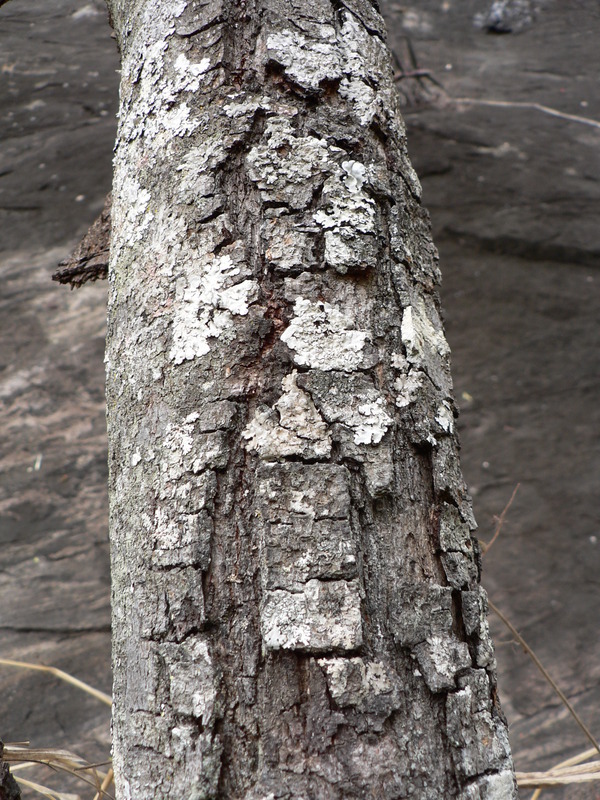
[0,744,21,800]
[104,0,517,797]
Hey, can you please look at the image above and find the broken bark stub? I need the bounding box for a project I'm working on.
[52,193,111,288]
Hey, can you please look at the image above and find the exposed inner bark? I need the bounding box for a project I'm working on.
[105,0,516,797]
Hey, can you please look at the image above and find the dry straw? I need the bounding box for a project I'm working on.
[1,658,113,799]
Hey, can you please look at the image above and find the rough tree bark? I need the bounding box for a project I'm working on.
[104,0,517,797]
[0,743,21,800]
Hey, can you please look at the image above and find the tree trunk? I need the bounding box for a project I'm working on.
[0,745,21,800]
[105,0,517,797]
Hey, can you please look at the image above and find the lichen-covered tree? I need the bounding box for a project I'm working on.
[104,0,517,797]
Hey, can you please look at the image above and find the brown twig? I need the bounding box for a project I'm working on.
[52,254,109,288]
[451,97,600,130]
[488,598,600,757]
[481,483,520,556]
[391,38,445,92]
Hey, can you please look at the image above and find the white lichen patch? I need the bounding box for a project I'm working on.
[161,102,194,135]
[435,401,454,433]
[341,160,367,192]
[117,174,153,246]
[174,52,211,85]
[265,15,399,134]
[243,371,331,460]
[318,658,396,707]
[353,398,393,445]
[475,771,517,800]
[313,161,377,273]
[170,252,259,364]
[281,298,368,371]
[401,299,450,367]
[261,578,362,652]
[175,138,227,204]
[301,373,392,446]
[265,28,341,91]
[391,351,408,369]
[150,505,187,552]
[164,417,196,457]
[338,15,377,84]
[246,117,333,210]
[339,76,377,127]
[223,93,273,118]
[313,168,377,273]
[150,499,213,569]
[274,372,330,444]
[119,40,212,146]
[220,279,259,315]
[415,634,472,692]
[394,371,423,408]
[158,416,227,486]
[337,14,400,131]
[115,195,188,272]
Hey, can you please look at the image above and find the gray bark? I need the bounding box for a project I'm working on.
[105,0,517,797]
[0,748,21,800]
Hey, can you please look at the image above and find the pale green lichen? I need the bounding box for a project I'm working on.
[401,300,451,366]
[243,371,332,460]
[281,298,369,371]
[261,578,363,652]
[170,253,259,364]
